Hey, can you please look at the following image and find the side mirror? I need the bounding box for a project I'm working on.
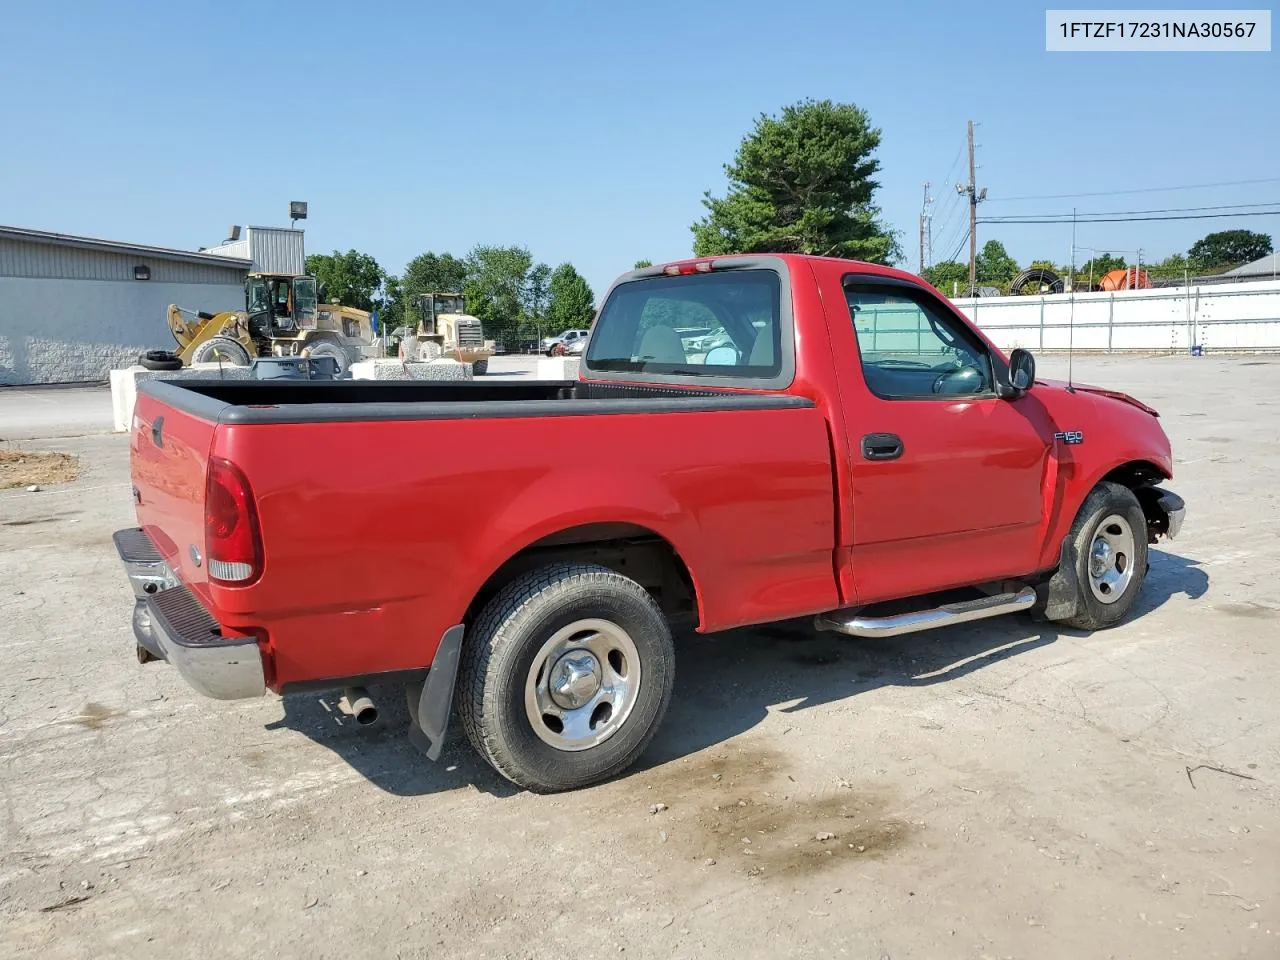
[317,284,329,303]
[704,345,738,366]
[1007,348,1036,394]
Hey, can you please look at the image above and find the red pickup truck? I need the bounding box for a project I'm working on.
[115,254,1184,792]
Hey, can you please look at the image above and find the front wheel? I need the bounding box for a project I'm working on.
[457,563,675,792]
[304,338,350,375]
[190,336,250,366]
[1061,482,1149,630]
[471,357,488,376]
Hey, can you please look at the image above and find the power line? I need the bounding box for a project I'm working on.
[983,176,1280,204]
[931,191,965,246]
[938,146,964,192]
[983,200,1280,222]
[980,209,1280,225]
[941,228,970,266]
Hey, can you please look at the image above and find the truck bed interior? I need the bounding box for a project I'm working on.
[141,377,814,424]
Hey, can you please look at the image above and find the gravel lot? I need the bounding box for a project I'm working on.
[1,355,1277,960]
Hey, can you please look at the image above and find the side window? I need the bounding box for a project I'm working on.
[846,285,993,398]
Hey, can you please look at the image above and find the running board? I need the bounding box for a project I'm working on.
[815,586,1037,639]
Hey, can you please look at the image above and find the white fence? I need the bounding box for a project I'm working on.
[952,278,1280,353]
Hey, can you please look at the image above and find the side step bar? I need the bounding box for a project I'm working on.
[815,586,1037,639]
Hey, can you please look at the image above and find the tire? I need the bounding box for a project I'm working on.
[190,337,251,366]
[458,563,675,793]
[138,349,182,371]
[472,357,488,376]
[305,338,350,374]
[1060,481,1149,630]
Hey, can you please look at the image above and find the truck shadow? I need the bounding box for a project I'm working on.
[266,548,1207,797]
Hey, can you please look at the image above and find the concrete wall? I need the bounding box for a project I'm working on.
[0,277,243,384]
[953,278,1280,353]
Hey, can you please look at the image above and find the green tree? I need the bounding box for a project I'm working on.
[523,263,553,341]
[1188,229,1273,271]
[975,240,1019,289]
[305,249,384,311]
[1146,252,1190,282]
[377,274,404,332]
[921,260,968,296]
[1077,253,1126,288]
[1027,259,1063,275]
[691,99,900,263]
[465,245,534,346]
[547,263,596,332]
[634,259,653,269]
[397,251,468,328]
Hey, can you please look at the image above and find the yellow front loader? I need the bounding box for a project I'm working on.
[158,273,374,373]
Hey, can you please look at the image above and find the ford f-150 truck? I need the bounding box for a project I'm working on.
[115,254,1185,792]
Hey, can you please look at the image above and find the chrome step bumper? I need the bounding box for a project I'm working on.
[815,586,1037,639]
[114,527,265,699]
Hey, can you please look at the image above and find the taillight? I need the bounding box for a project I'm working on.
[204,457,262,585]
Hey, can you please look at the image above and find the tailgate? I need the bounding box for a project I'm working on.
[130,389,216,606]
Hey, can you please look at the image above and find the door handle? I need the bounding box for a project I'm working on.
[861,432,903,461]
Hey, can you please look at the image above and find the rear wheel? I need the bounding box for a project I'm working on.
[472,357,489,376]
[1061,482,1149,630]
[190,336,250,366]
[458,563,675,792]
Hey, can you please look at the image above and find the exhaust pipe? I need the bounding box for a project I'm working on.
[343,687,378,726]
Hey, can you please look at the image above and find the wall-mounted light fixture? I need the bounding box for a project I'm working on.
[134,265,151,281]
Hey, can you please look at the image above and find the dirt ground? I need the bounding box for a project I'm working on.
[1,355,1277,960]
[0,449,80,490]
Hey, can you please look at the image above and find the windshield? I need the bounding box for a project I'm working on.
[246,278,269,313]
[585,270,781,377]
[433,294,465,316]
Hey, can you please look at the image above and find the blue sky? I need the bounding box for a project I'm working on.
[2,0,1275,298]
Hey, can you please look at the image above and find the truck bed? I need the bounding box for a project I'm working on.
[130,374,839,688]
[140,377,813,424]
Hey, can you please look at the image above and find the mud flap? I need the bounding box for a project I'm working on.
[407,624,465,761]
[1034,539,1082,622]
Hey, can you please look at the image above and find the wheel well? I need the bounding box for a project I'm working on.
[465,524,698,626]
[1101,460,1167,490]
[1101,460,1172,538]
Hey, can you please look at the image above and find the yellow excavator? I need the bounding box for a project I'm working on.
[154,273,373,373]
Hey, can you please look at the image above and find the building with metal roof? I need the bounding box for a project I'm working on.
[1221,252,1280,282]
[0,225,252,384]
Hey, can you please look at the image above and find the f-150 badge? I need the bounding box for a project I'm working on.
[1054,431,1084,444]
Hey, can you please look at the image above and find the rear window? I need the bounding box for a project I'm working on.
[585,270,782,378]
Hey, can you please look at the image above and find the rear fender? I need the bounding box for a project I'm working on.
[448,468,707,627]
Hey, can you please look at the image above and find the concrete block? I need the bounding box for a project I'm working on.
[110,363,253,432]
[349,358,474,381]
[535,357,580,380]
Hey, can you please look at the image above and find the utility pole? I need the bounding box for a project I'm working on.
[918,182,933,274]
[955,121,987,293]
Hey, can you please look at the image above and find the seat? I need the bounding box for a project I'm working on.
[636,325,686,363]
[748,329,775,366]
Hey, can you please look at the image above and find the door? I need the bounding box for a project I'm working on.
[292,277,319,330]
[841,278,1051,602]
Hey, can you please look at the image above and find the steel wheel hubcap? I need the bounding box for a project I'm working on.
[525,619,641,752]
[1088,514,1136,604]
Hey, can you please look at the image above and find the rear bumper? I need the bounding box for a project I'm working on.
[114,528,266,700]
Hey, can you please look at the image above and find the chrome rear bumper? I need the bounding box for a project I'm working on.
[114,528,265,700]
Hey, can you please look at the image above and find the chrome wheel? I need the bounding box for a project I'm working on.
[524,619,641,752]
[1088,514,1136,604]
